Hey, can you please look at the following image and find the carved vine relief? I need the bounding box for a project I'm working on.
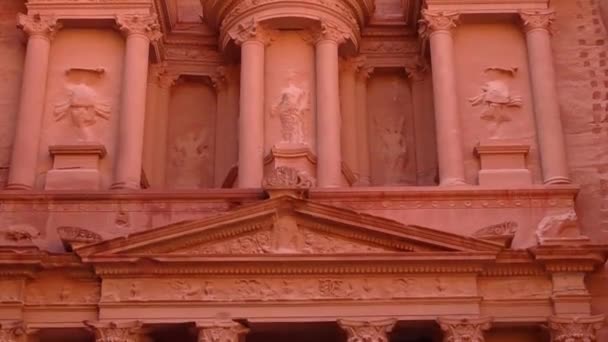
[54,83,111,143]
[101,276,476,302]
[469,67,522,138]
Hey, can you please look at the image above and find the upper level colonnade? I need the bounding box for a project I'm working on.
[2,0,572,191]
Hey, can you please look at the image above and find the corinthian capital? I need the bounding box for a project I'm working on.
[548,315,605,342]
[229,19,274,46]
[313,20,350,44]
[196,321,249,342]
[519,10,556,33]
[338,319,397,342]
[84,321,143,342]
[116,14,162,42]
[0,321,26,342]
[418,10,460,39]
[17,13,61,39]
[438,317,492,342]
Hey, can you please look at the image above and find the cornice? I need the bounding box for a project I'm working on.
[424,0,549,13]
[26,0,154,18]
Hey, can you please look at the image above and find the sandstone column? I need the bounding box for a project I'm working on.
[197,321,249,342]
[339,58,359,179]
[84,321,143,342]
[6,14,61,190]
[315,22,347,187]
[438,317,492,342]
[144,67,177,188]
[419,10,466,186]
[212,66,239,187]
[338,319,396,342]
[231,23,268,188]
[111,15,161,190]
[548,315,605,342]
[520,10,571,184]
[355,61,373,186]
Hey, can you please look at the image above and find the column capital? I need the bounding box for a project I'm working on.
[17,13,61,40]
[116,14,162,42]
[196,321,249,342]
[149,63,179,88]
[520,9,556,33]
[548,315,605,342]
[418,10,460,39]
[313,20,350,45]
[211,66,235,91]
[338,319,397,342]
[0,321,26,342]
[229,19,274,46]
[84,321,143,342]
[405,59,429,82]
[438,317,492,342]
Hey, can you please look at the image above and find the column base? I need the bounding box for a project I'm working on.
[544,176,572,185]
[439,178,467,186]
[110,182,141,190]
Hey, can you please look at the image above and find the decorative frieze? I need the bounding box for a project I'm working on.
[438,317,492,342]
[548,315,605,342]
[17,13,61,39]
[338,319,397,342]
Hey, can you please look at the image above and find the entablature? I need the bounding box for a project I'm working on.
[424,0,549,14]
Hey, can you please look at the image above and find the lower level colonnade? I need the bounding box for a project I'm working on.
[1,316,605,342]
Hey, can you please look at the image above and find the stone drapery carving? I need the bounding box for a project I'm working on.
[338,319,397,342]
[271,80,310,146]
[84,321,142,342]
[520,10,556,33]
[54,84,111,142]
[196,321,249,342]
[115,14,162,41]
[262,166,316,189]
[17,13,61,39]
[548,315,605,342]
[438,317,492,342]
[374,113,408,185]
[418,10,460,39]
[0,321,25,342]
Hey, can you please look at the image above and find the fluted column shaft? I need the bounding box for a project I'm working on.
[7,14,60,190]
[420,11,466,186]
[233,24,267,188]
[315,23,346,187]
[112,15,160,190]
[339,58,359,179]
[520,10,571,184]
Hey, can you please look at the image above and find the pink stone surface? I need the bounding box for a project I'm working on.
[0,0,608,340]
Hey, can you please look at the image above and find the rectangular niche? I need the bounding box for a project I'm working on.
[166,76,217,189]
[367,69,417,186]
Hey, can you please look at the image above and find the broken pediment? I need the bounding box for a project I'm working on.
[76,195,503,257]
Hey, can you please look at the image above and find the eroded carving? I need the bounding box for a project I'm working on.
[170,130,211,188]
[438,317,492,342]
[375,113,407,185]
[1,224,40,243]
[57,226,102,246]
[115,14,162,41]
[17,13,61,39]
[197,321,249,342]
[271,76,310,147]
[338,319,397,342]
[469,68,522,138]
[473,221,518,246]
[262,166,315,189]
[54,84,111,142]
[0,321,25,342]
[84,321,142,342]
[548,315,605,342]
[536,210,581,243]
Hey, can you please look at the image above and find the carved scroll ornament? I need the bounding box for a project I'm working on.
[17,13,61,39]
[338,319,397,342]
[438,317,492,342]
[548,315,605,342]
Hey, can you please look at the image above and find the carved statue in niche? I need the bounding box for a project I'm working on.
[170,130,211,188]
[271,71,310,147]
[54,83,110,142]
[469,67,522,138]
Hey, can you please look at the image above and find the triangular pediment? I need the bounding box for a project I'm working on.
[76,196,503,257]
